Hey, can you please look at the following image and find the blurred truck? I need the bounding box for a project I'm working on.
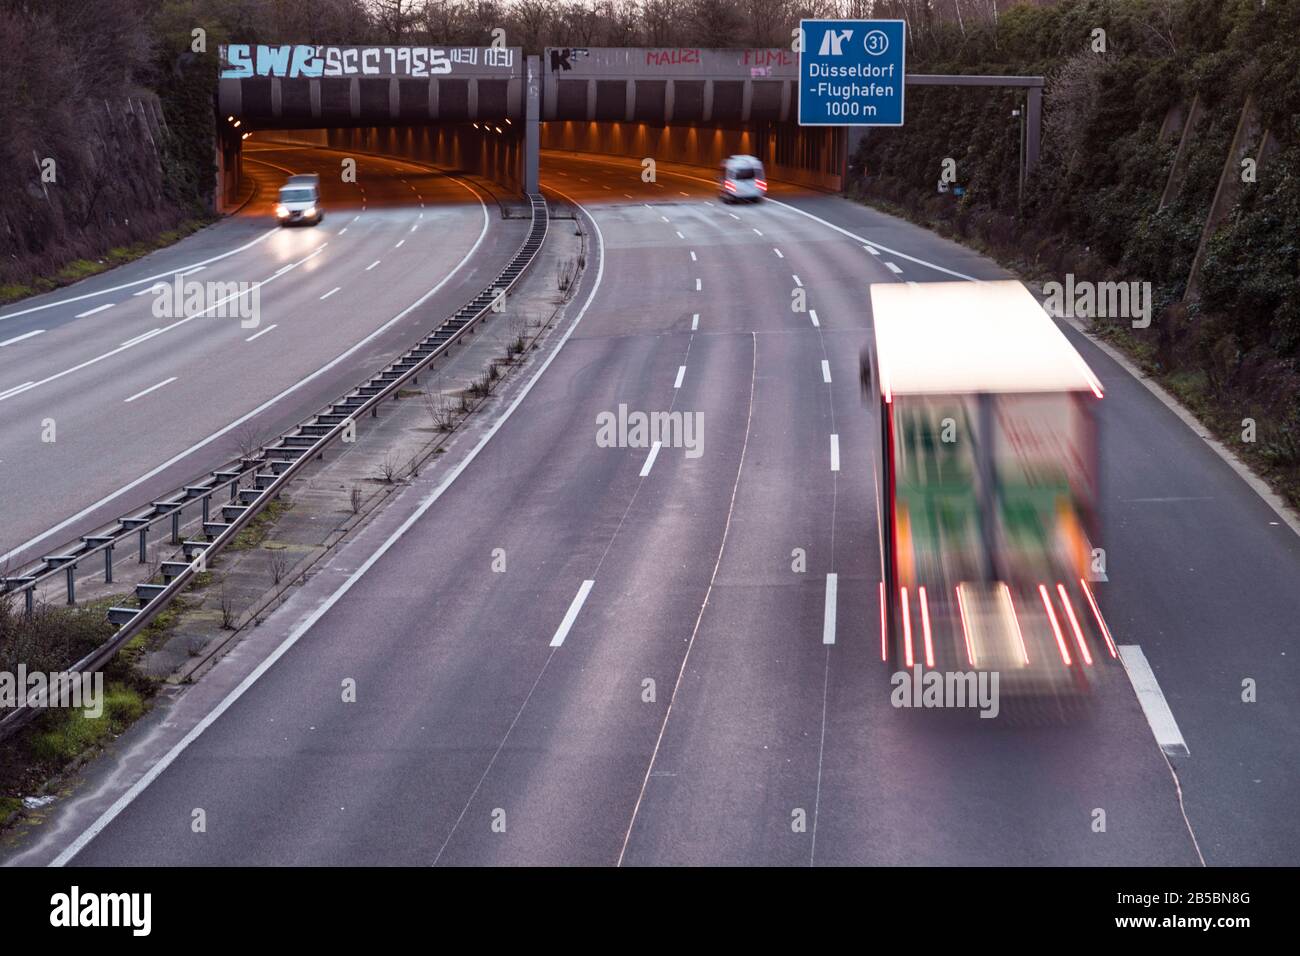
[862,280,1117,698]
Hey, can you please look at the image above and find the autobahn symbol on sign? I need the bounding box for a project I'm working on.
[798,19,906,127]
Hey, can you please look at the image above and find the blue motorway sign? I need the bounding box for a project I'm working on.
[798,19,906,127]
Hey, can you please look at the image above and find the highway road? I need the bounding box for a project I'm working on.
[7,150,1299,866]
[0,142,524,570]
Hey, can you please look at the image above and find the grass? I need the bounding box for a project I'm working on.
[0,217,215,307]
[0,796,20,818]
[231,500,291,550]
[25,683,146,764]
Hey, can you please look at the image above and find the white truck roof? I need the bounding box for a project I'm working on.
[869,280,1103,398]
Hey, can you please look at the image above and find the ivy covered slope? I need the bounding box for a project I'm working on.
[0,0,219,303]
[849,0,1300,505]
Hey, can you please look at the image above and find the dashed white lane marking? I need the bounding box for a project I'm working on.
[809,309,820,328]
[395,239,405,248]
[774,248,784,258]
[661,215,670,223]
[830,434,840,471]
[674,366,685,389]
[640,440,663,477]
[550,580,595,648]
[338,227,348,235]
[245,324,277,342]
[320,287,341,300]
[823,573,838,645]
[691,313,699,331]
[676,231,685,239]
[729,212,741,220]
[119,328,162,348]
[885,261,903,274]
[1118,645,1190,755]
[690,251,697,261]
[679,191,690,197]
[0,329,45,347]
[864,244,879,255]
[695,278,702,291]
[624,193,634,199]
[75,303,114,318]
[792,275,803,287]
[410,225,418,232]
[124,376,177,403]
[752,228,763,236]
[365,260,380,271]
[821,360,832,383]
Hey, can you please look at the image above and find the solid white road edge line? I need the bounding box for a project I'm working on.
[0,229,277,324]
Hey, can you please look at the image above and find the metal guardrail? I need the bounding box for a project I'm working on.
[0,193,549,740]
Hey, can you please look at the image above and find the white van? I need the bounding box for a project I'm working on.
[719,155,767,203]
[276,174,322,226]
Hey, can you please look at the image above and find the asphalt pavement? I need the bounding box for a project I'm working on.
[5,150,1296,867]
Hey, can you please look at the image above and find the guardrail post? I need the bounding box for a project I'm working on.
[202,494,210,524]
[170,510,181,545]
[138,527,148,563]
[25,587,34,615]
[104,545,113,584]
[66,564,76,605]
[230,481,238,503]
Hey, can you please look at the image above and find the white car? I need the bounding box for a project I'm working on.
[719,155,767,203]
[275,175,322,226]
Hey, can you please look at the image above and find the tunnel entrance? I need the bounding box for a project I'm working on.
[540,47,846,192]
[216,44,527,210]
[215,44,1040,207]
